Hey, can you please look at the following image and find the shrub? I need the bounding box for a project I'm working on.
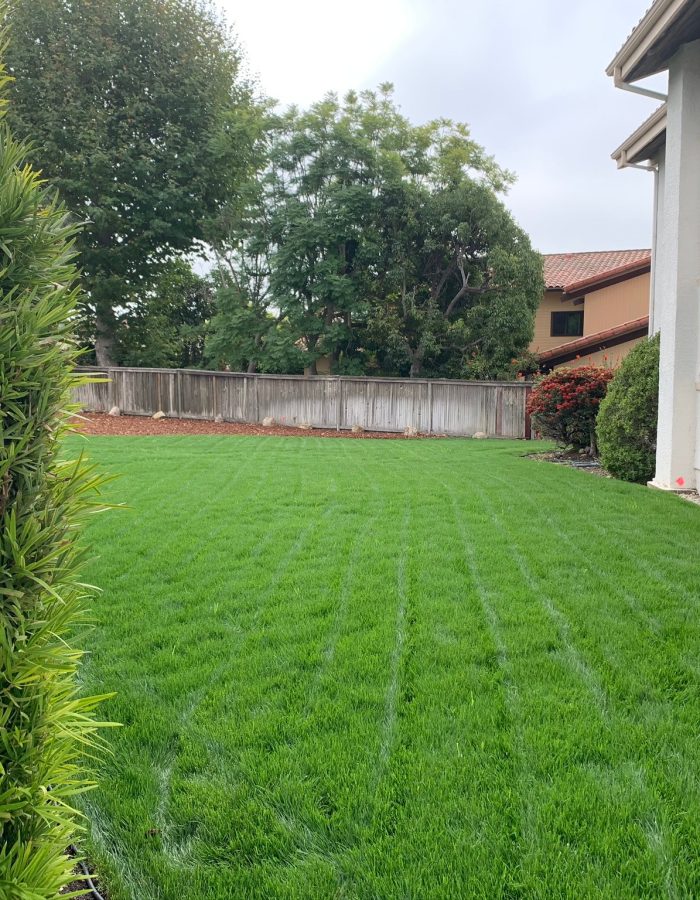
[527,365,614,452]
[597,335,660,483]
[0,30,109,899]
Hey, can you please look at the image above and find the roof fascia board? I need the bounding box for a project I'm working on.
[612,105,667,166]
[560,262,652,298]
[539,319,650,366]
[606,0,689,82]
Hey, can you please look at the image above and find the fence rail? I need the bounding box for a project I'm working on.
[73,367,532,439]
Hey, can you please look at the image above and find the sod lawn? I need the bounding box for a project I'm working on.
[72,434,700,899]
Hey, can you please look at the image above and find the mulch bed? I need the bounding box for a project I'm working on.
[527,451,700,502]
[60,846,107,898]
[525,449,612,477]
[71,412,442,440]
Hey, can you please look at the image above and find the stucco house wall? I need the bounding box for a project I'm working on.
[530,270,650,362]
[553,337,645,370]
[608,0,700,491]
[583,273,650,335]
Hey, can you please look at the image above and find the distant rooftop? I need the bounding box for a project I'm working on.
[544,249,652,295]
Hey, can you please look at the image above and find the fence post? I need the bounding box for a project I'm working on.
[212,373,219,420]
[524,385,532,440]
[336,377,342,432]
[496,387,504,436]
[108,367,116,411]
[176,370,182,417]
[427,380,433,434]
[254,374,259,424]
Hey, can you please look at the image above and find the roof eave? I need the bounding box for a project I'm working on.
[611,104,667,167]
[538,317,650,366]
[606,0,693,83]
[561,261,652,298]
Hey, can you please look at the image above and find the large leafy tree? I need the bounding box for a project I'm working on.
[217,85,542,378]
[4,0,264,365]
[367,174,544,378]
[205,173,302,374]
[117,259,214,369]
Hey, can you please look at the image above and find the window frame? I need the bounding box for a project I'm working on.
[550,310,584,338]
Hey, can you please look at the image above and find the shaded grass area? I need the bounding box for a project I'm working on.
[71,434,700,899]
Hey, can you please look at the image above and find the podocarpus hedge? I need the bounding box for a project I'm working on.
[0,28,109,898]
[597,335,660,483]
[527,365,614,453]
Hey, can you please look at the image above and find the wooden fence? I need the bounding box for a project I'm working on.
[73,367,533,439]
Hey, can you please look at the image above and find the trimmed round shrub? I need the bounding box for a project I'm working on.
[597,335,660,483]
[527,365,614,451]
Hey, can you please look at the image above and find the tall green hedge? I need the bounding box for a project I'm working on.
[0,24,110,898]
[597,335,660,483]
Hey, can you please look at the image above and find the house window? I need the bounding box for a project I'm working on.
[551,310,584,337]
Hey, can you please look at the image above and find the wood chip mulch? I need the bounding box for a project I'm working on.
[71,412,443,440]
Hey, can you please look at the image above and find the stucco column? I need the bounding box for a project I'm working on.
[651,39,700,492]
[649,146,665,336]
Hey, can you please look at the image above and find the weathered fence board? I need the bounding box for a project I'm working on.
[73,367,532,438]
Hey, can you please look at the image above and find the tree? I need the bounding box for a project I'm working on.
[262,94,386,375]
[218,85,542,379]
[205,171,297,373]
[4,0,264,364]
[364,127,543,379]
[0,26,109,895]
[117,259,213,368]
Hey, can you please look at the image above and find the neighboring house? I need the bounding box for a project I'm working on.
[531,250,651,370]
[608,0,700,491]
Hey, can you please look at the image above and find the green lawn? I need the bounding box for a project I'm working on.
[72,434,700,899]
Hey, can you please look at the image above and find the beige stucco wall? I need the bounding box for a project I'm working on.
[530,291,581,352]
[553,336,645,370]
[530,273,650,355]
[583,272,650,335]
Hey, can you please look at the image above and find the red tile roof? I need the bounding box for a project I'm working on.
[538,316,649,366]
[544,249,651,294]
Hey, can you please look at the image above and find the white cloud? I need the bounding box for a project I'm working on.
[222,0,423,107]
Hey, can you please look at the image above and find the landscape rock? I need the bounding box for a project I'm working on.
[108,406,120,417]
[152,410,166,420]
[351,423,364,433]
[262,416,275,427]
[214,414,224,424]
[403,425,418,437]
[473,431,488,439]
[298,421,312,430]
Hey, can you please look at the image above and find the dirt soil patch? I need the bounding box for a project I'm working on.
[60,846,108,898]
[72,412,443,440]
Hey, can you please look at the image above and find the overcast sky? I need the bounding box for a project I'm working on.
[222,0,665,255]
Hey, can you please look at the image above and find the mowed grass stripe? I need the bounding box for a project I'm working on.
[467,476,680,895]
[470,469,697,897]
[69,435,700,899]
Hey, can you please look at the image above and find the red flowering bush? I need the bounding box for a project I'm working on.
[527,366,614,452]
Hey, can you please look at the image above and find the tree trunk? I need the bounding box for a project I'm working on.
[409,348,424,378]
[94,303,117,367]
[247,358,257,374]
